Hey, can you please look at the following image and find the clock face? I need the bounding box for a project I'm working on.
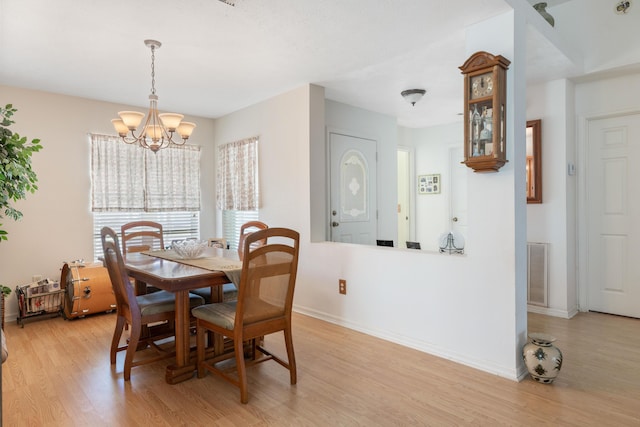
[471,73,494,99]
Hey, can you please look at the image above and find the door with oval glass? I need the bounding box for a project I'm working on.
[329,132,377,244]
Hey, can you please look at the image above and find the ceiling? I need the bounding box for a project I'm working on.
[0,0,637,129]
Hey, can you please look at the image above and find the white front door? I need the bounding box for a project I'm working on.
[587,113,640,318]
[329,132,377,245]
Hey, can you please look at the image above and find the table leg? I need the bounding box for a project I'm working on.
[134,278,147,296]
[165,289,195,384]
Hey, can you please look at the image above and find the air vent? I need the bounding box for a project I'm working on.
[527,242,549,307]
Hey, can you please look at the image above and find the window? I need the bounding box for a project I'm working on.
[223,210,259,250]
[90,134,201,260]
[217,136,259,249]
[92,211,199,261]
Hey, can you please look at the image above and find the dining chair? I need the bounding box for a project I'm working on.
[192,227,300,403]
[122,221,165,294]
[376,239,394,247]
[237,221,268,260]
[101,226,205,381]
[406,241,421,249]
[121,221,165,257]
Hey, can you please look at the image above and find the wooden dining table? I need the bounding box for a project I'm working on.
[124,247,240,384]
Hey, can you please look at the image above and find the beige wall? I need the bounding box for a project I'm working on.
[0,85,216,319]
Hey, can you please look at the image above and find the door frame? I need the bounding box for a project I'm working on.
[397,146,415,246]
[577,108,640,312]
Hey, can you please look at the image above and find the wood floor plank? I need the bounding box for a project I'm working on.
[2,311,640,426]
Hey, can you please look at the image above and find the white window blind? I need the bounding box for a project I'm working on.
[223,210,259,250]
[92,211,200,261]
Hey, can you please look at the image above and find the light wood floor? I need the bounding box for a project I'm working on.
[2,310,640,426]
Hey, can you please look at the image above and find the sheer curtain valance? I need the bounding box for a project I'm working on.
[216,136,259,211]
[91,133,201,212]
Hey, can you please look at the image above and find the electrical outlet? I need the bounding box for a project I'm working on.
[339,279,347,295]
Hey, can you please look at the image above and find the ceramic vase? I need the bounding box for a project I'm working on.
[533,2,555,27]
[522,333,563,383]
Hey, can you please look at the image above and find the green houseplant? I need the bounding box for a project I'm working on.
[0,104,42,242]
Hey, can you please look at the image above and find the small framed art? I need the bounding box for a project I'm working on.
[418,174,440,195]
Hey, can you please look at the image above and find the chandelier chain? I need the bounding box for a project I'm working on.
[150,45,156,96]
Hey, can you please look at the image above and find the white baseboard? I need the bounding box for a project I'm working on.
[293,304,522,381]
[527,304,578,319]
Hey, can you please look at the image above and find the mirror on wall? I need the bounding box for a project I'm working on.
[526,119,542,204]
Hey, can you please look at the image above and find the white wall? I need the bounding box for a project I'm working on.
[526,79,577,318]
[0,85,216,320]
[212,86,312,236]
[209,79,527,379]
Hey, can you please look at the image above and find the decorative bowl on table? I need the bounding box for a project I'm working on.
[172,239,208,259]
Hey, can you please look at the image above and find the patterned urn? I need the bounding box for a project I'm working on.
[523,333,563,383]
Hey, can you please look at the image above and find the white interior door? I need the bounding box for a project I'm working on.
[587,113,640,318]
[329,132,377,244]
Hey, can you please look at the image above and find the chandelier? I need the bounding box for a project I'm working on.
[111,40,196,152]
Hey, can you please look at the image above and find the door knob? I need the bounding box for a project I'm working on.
[332,221,339,227]
[452,217,458,222]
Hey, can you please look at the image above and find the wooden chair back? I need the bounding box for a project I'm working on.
[102,227,138,325]
[237,220,268,260]
[121,221,164,257]
[236,227,299,333]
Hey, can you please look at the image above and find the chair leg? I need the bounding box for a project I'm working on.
[124,321,141,381]
[284,326,297,385]
[196,320,206,378]
[234,336,249,403]
[111,315,126,365]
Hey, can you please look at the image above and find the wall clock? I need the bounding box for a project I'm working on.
[459,51,511,172]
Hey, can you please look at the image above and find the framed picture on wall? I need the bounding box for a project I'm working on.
[418,174,440,195]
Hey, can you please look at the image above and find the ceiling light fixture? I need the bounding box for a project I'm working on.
[111,40,196,152]
[401,89,426,106]
[615,1,631,14]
